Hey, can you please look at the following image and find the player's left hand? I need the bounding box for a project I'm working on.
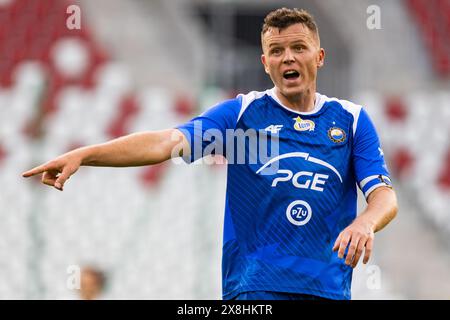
[332,217,375,268]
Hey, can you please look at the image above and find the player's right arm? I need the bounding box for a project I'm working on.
[22,129,188,191]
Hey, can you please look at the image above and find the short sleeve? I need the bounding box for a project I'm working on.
[353,108,393,198]
[175,97,242,163]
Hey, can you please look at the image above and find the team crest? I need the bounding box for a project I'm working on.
[328,127,346,143]
[293,116,315,132]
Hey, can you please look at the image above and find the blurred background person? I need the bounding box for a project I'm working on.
[79,266,107,300]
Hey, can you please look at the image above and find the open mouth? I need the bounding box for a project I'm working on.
[283,70,300,80]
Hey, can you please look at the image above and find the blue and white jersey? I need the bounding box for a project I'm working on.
[176,88,392,300]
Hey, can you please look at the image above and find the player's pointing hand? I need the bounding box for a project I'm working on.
[22,153,82,191]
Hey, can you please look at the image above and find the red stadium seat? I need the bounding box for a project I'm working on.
[174,94,195,118]
[437,149,450,190]
[139,163,168,188]
[405,0,450,77]
[106,94,140,139]
[0,143,7,166]
[385,96,407,122]
[391,147,415,179]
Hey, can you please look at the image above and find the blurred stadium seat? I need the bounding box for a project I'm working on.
[405,0,450,77]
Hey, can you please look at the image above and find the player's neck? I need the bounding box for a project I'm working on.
[275,88,316,113]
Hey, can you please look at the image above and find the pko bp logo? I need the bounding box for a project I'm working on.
[286,200,312,226]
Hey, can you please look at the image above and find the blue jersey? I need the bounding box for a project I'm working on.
[176,88,392,300]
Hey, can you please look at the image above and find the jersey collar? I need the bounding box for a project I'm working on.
[267,87,326,116]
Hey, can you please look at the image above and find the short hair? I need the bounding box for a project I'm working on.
[261,8,320,43]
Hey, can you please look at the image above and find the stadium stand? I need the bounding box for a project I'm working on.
[405,0,450,77]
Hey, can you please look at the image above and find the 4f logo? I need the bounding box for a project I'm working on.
[265,125,283,134]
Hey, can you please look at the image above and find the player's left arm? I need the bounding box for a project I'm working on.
[332,107,398,268]
[332,186,398,268]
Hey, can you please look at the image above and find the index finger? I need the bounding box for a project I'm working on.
[22,164,49,178]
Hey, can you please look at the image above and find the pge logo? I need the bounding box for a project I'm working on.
[271,170,329,191]
[286,200,312,226]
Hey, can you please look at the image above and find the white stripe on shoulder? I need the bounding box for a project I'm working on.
[322,95,362,136]
[236,90,270,122]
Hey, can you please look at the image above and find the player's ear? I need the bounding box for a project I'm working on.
[261,54,270,74]
[317,48,325,68]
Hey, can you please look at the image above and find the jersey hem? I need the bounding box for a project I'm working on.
[223,285,350,300]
